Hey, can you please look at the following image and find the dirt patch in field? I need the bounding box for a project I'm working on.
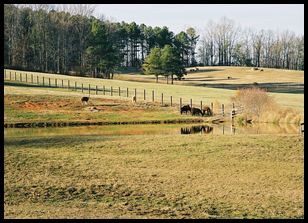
[5,94,164,114]
[20,101,72,110]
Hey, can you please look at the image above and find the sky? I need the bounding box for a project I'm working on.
[94,4,304,36]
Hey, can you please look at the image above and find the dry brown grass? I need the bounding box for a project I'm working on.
[231,88,303,124]
[4,134,304,219]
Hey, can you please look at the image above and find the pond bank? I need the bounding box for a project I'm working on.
[4,118,218,128]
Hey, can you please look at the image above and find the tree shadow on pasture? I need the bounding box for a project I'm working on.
[193,82,304,94]
[4,135,108,149]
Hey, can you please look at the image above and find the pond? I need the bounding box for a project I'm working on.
[4,122,301,138]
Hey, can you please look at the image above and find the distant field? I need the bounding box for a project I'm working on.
[4,68,304,113]
[115,66,304,93]
[4,134,304,218]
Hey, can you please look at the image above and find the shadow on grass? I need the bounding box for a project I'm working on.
[4,135,108,149]
[183,77,240,82]
[187,68,224,73]
[192,82,304,94]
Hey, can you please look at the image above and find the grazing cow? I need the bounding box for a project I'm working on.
[202,106,213,116]
[81,96,89,105]
[180,105,191,114]
[132,96,136,103]
[191,107,203,116]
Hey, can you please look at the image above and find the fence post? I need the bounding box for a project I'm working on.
[134,88,137,101]
[190,99,192,108]
[221,104,224,116]
[200,101,202,110]
[88,84,91,94]
[25,73,27,82]
[49,78,51,87]
[55,79,57,87]
[211,102,213,114]
[231,123,235,134]
[96,85,98,95]
[9,71,11,80]
[180,98,182,109]
[20,73,22,82]
[161,93,164,106]
[152,90,154,102]
[62,79,64,88]
[68,80,70,89]
[31,74,33,83]
[127,87,129,97]
[144,89,146,100]
[37,76,39,84]
[82,83,84,92]
[111,86,113,96]
[43,77,45,86]
[75,82,77,91]
[170,96,172,106]
[103,85,105,95]
[119,87,121,96]
[231,103,236,124]
[15,72,17,81]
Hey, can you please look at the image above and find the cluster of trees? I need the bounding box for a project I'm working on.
[197,17,304,70]
[4,4,198,78]
[142,45,186,84]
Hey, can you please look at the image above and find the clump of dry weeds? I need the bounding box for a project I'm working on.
[231,87,303,124]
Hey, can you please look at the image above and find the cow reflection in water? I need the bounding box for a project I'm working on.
[181,125,213,134]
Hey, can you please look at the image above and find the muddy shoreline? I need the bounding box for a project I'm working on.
[4,118,225,128]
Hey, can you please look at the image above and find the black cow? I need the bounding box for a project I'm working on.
[191,107,203,116]
[181,105,191,114]
[81,96,89,105]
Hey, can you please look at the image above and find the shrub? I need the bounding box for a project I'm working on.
[231,87,276,119]
[231,87,303,124]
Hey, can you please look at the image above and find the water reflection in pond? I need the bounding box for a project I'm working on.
[181,125,213,134]
[4,122,301,138]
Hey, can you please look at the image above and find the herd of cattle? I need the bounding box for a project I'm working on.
[180,104,213,117]
[82,96,213,118]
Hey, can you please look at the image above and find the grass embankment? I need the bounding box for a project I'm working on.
[4,134,304,219]
[4,67,304,113]
[4,93,204,124]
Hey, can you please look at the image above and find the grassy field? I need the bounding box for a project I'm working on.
[4,67,304,113]
[4,133,304,219]
[4,87,206,124]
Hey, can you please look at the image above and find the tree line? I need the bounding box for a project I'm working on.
[4,4,198,79]
[4,4,304,81]
[197,17,304,70]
